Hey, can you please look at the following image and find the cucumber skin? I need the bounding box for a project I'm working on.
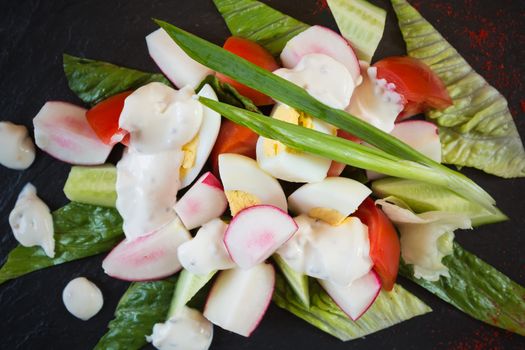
[167,269,216,318]
[63,165,117,208]
[273,254,310,307]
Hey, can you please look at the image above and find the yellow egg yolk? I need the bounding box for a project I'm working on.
[180,135,199,179]
[225,190,261,216]
[308,207,347,226]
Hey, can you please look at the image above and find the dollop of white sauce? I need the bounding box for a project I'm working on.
[177,218,235,275]
[147,306,213,350]
[277,215,373,286]
[274,53,355,110]
[9,183,55,258]
[346,66,404,133]
[0,121,35,170]
[119,82,203,154]
[116,147,183,240]
[62,277,104,321]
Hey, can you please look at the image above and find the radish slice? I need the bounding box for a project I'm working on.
[102,218,191,281]
[319,270,382,321]
[223,205,298,269]
[146,28,213,89]
[280,25,360,83]
[288,177,371,225]
[175,172,228,230]
[204,264,275,337]
[33,101,112,165]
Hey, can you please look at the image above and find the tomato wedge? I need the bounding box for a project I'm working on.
[374,56,452,121]
[86,91,132,145]
[216,37,279,106]
[210,119,259,175]
[354,197,400,291]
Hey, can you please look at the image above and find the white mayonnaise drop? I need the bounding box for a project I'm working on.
[273,53,355,110]
[62,277,104,321]
[116,147,183,241]
[9,183,55,258]
[119,82,203,154]
[277,214,373,286]
[177,218,235,275]
[148,306,213,350]
[0,121,35,170]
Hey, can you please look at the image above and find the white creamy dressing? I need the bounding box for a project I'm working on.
[116,148,183,240]
[177,218,235,275]
[9,183,55,258]
[0,121,35,170]
[119,82,203,154]
[148,306,213,350]
[62,277,104,321]
[116,82,204,240]
[273,53,355,110]
[346,65,404,134]
[277,215,373,286]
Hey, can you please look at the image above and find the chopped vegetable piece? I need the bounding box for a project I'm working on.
[94,278,176,350]
[168,269,216,317]
[212,0,309,56]
[392,0,525,178]
[86,91,132,145]
[327,0,386,62]
[273,254,309,307]
[155,20,496,210]
[197,75,260,113]
[63,54,171,105]
[374,56,452,120]
[354,198,400,291]
[399,243,525,336]
[63,165,117,207]
[273,274,431,341]
[0,202,123,286]
[218,36,278,105]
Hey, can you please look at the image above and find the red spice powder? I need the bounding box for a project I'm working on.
[313,0,329,14]
[443,327,514,350]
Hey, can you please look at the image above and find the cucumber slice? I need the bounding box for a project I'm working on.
[327,0,386,62]
[273,254,309,307]
[371,177,508,227]
[167,269,216,317]
[63,165,117,208]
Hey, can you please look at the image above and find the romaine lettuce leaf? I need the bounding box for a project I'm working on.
[273,274,431,341]
[63,54,171,105]
[0,202,123,286]
[400,243,525,336]
[392,0,525,178]
[94,278,176,350]
[212,0,309,56]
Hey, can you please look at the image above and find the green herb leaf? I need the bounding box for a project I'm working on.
[0,202,123,286]
[392,0,525,178]
[94,278,176,350]
[63,54,171,106]
[154,19,495,210]
[212,0,309,56]
[399,242,525,336]
[196,75,260,113]
[273,274,431,341]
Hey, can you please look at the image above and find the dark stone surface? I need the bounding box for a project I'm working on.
[0,0,524,349]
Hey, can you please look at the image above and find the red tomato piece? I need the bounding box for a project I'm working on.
[86,91,132,145]
[374,56,452,120]
[216,37,279,106]
[354,197,400,291]
[210,119,259,176]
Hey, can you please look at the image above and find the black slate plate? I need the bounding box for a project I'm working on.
[1,0,524,349]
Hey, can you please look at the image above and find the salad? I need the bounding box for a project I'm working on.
[1,0,524,349]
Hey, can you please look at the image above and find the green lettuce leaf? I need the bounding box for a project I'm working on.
[399,242,525,336]
[273,274,431,341]
[0,202,123,285]
[392,0,525,178]
[196,75,260,113]
[63,54,171,105]
[94,278,176,350]
[213,0,309,56]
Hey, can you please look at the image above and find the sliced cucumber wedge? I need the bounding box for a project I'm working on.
[327,0,386,62]
[167,269,216,317]
[273,254,309,307]
[371,177,508,227]
[63,165,117,208]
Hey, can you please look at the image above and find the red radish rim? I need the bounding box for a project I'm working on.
[199,171,224,190]
[222,204,298,264]
[247,264,275,336]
